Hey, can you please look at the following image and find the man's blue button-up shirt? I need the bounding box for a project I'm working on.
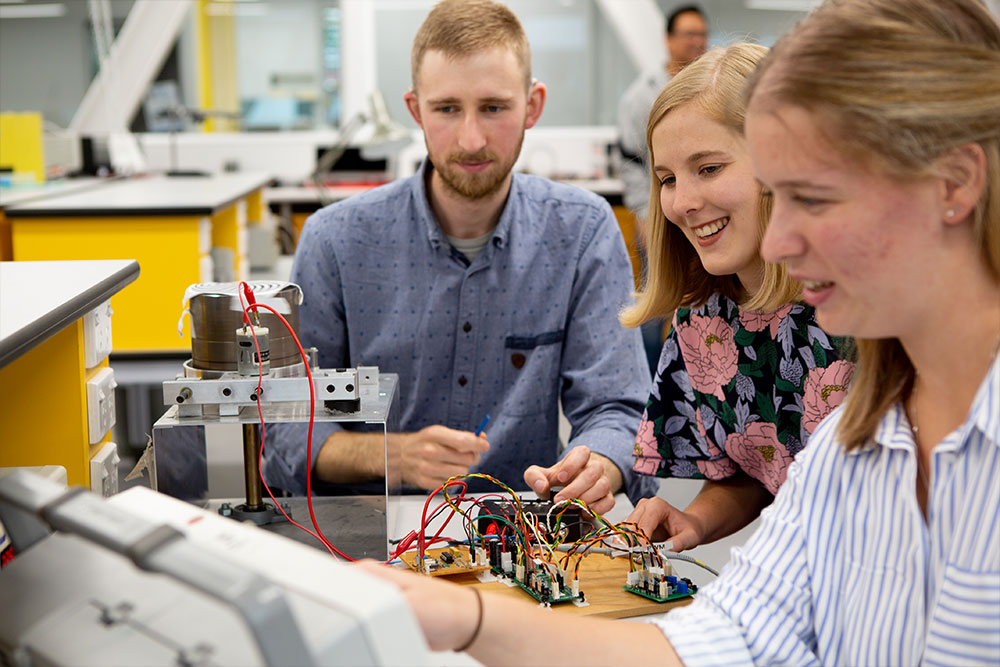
[265,161,656,502]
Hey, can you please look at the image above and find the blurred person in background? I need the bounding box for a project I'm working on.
[617,4,709,374]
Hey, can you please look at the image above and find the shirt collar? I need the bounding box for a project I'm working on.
[415,159,447,250]
[415,158,513,252]
[972,352,1000,449]
[868,401,916,454]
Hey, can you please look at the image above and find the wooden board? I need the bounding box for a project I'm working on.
[444,553,694,619]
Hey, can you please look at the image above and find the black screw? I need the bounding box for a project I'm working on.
[326,384,335,393]
[222,387,232,396]
[346,384,354,392]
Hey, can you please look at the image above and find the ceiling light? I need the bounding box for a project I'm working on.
[0,2,65,18]
[744,0,822,10]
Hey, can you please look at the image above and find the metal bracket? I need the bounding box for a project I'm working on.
[163,368,362,418]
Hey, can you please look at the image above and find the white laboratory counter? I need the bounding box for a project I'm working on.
[0,259,139,487]
[0,259,138,367]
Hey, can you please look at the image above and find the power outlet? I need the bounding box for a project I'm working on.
[83,300,113,369]
[90,442,120,497]
[199,253,214,283]
[87,367,117,444]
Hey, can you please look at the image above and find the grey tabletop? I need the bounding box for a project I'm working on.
[3,173,272,218]
[0,177,112,209]
[0,259,140,368]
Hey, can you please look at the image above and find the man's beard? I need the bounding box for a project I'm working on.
[430,131,524,200]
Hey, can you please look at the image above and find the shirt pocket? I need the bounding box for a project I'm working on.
[840,559,918,666]
[502,330,563,416]
[926,564,1000,664]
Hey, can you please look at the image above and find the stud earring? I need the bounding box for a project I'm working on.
[946,208,956,218]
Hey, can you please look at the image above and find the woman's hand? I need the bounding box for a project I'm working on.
[357,560,480,652]
[625,496,707,552]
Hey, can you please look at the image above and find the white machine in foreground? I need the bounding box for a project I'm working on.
[0,471,430,666]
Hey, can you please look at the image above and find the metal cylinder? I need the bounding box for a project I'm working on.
[242,423,264,511]
[187,281,302,372]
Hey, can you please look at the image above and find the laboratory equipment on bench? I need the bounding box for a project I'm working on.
[151,281,399,558]
[0,470,430,667]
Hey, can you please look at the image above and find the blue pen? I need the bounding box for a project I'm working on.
[474,415,491,436]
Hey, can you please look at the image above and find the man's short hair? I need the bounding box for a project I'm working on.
[666,4,707,35]
[411,0,532,93]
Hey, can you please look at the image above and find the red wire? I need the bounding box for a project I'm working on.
[236,286,489,566]
[390,486,470,562]
[238,282,354,561]
[426,489,468,552]
[418,481,467,561]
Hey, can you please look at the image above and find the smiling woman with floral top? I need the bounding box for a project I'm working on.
[620,43,854,552]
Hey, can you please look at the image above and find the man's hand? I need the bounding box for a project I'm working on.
[315,425,488,490]
[624,497,705,552]
[396,425,490,490]
[522,446,622,516]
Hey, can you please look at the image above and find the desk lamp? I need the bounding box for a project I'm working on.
[312,91,412,201]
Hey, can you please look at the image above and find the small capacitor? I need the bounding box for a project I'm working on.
[237,325,270,376]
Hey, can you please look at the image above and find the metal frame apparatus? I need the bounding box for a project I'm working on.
[150,282,399,552]
[163,365,374,418]
[154,367,398,533]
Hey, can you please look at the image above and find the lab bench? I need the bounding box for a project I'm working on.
[3,173,271,353]
[0,259,139,487]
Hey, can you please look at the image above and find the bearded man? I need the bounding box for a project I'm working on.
[266,0,654,511]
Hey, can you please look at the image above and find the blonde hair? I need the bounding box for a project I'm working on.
[621,43,800,330]
[747,0,1000,450]
[411,0,532,94]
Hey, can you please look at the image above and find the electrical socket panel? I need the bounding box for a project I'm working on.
[199,253,214,283]
[90,441,120,497]
[199,216,212,253]
[87,367,117,445]
[83,300,113,369]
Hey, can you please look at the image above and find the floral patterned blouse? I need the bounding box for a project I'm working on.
[633,293,855,495]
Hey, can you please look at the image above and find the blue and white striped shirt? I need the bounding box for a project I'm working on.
[656,354,1000,666]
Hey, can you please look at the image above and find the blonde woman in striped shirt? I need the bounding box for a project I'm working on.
[361,0,999,663]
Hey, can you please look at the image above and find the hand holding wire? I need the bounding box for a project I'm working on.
[624,496,705,553]
[398,425,491,490]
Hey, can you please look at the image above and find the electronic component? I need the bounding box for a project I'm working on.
[470,533,584,606]
[236,324,270,376]
[500,558,582,606]
[404,473,716,610]
[624,569,698,603]
[476,498,592,543]
[399,545,490,577]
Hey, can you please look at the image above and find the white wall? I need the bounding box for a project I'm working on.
[696,0,809,45]
[235,0,324,100]
[0,0,135,128]
[372,0,636,129]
